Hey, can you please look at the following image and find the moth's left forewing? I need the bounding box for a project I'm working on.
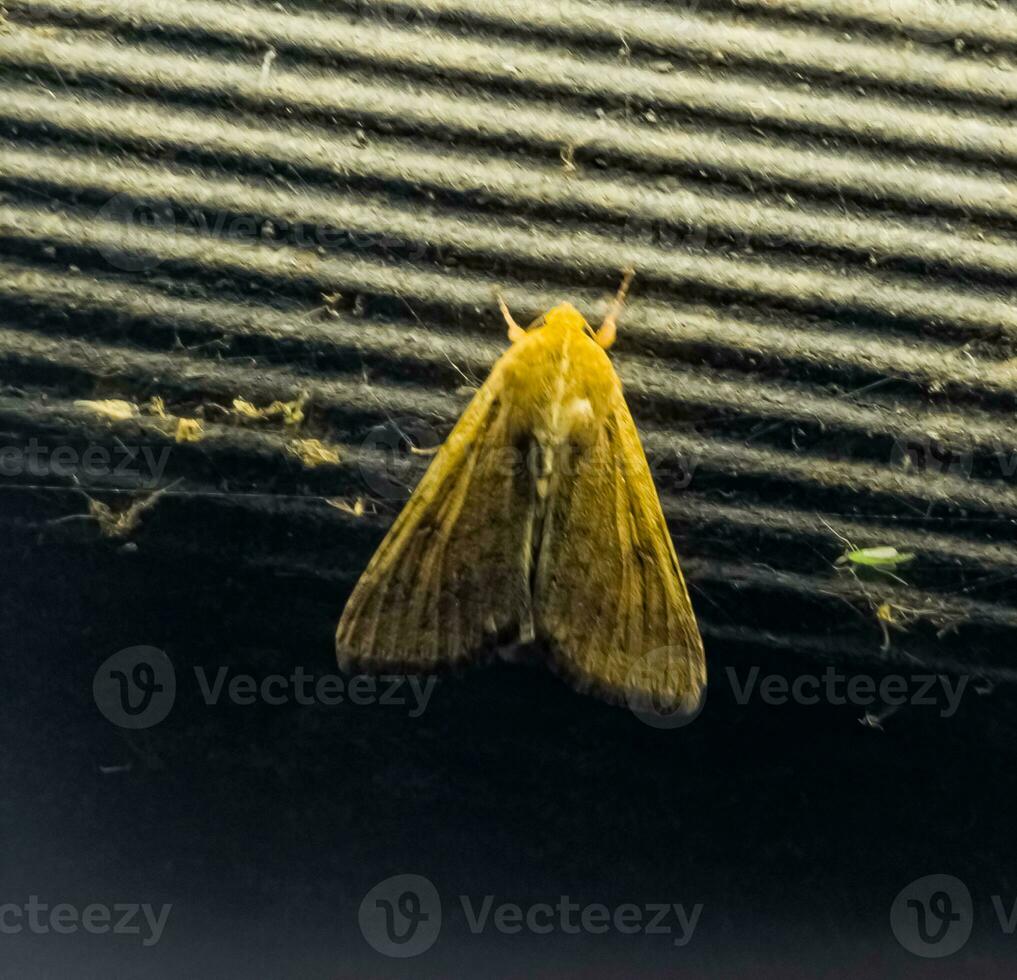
[533,370,705,706]
[336,357,535,671]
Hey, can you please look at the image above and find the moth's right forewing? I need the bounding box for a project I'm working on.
[336,361,534,671]
[534,384,705,705]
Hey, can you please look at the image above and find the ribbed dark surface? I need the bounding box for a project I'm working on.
[2,0,1017,677]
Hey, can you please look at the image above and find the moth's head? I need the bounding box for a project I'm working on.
[537,303,589,334]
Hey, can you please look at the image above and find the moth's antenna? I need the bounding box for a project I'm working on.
[495,290,527,343]
[595,267,636,349]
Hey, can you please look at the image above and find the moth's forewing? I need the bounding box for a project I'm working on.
[533,362,706,707]
[336,359,534,671]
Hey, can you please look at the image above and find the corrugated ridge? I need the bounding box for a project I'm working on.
[2,254,1013,409]
[7,390,1017,575]
[3,205,1016,457]
[6,390,1015,562]
[3,283,1017,524]
[5,0,1016,163]
[5,151,1017,350]
[15,0,1017,109]
[729,0,1017,48]
[321,0,1017,106]
[1,0,1016,673]
[4,21,1017,223]
[4,394,1017,659]
[6,88,1017,295]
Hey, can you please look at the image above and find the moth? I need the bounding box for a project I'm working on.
[336,270,706,709]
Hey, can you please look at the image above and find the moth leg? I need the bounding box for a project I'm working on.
[495,291,527,343]
[595,267,636,349]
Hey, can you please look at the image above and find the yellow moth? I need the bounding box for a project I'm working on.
[336,271,705,709]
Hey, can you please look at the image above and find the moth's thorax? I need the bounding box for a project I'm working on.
[498,304,619,455]
[538,302,587,335]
